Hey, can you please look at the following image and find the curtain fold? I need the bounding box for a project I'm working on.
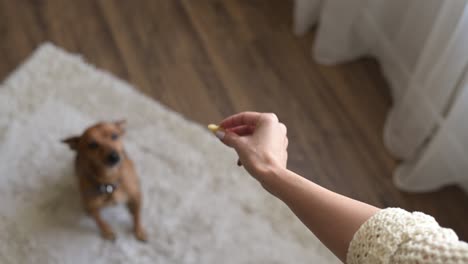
[294,0,468,193]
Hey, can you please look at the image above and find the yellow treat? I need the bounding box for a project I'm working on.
[208,124,221,133]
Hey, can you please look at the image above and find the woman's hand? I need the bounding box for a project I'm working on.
[217,112,288,183]
[216,112,381,263]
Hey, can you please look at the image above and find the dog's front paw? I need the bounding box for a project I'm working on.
[102,229,117,241]
[135,228,148,242]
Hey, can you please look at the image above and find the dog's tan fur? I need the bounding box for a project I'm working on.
[63,121,147,242]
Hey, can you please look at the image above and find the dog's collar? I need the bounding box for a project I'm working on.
[85,177,121,197]
[97,182,120,194]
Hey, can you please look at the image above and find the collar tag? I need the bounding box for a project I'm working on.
[99,184,115,194]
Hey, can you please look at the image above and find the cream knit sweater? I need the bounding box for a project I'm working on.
[347,208,468,264]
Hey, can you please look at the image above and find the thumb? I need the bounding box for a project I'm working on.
[218,131,244,149]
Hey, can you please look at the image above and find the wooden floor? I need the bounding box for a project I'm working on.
[1,0,467,240]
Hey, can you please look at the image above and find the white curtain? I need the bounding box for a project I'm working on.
[294,0,468,193]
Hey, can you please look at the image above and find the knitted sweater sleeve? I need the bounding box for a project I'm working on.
[346,208,468,264]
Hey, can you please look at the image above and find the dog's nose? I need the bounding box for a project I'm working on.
[106,151,120,166]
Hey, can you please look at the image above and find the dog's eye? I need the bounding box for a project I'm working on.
[111,133,119,140]
[88,141,99,149]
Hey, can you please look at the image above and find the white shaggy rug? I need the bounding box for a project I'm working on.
[0,44,339,263]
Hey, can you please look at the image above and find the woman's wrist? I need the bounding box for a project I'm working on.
[256,165,295,198]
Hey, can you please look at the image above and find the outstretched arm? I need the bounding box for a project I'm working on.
[260,166,379,263]
[216,112,379,263]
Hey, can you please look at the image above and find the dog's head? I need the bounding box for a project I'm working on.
[62,120,127,169]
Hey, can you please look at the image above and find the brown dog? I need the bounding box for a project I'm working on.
[62,121,147,242]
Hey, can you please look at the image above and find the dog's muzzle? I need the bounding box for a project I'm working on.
[106,151,120,166]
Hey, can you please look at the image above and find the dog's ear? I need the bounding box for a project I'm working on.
[62,136,80,151]
[114,120,126,135]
